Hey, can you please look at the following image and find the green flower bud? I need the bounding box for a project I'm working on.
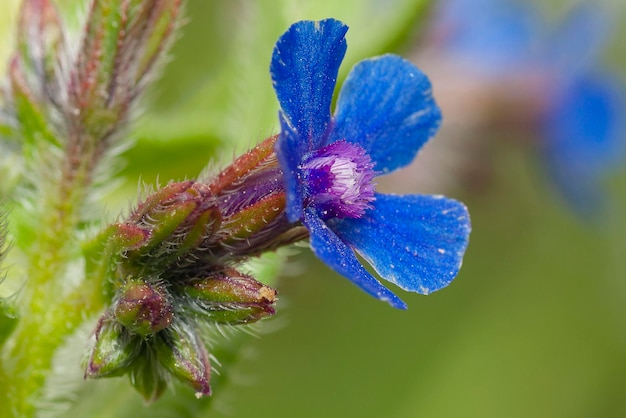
[69,0,182,139]
[123,181,220,268]
[154,324,211,397]
[84,314,139,379]
[183,268,277,324]
[221,192,286,242]
[114,279,173,337]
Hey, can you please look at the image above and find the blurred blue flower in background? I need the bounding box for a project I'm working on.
[271,19,471,309]
[429,0,625,219]
[430,0,540,74]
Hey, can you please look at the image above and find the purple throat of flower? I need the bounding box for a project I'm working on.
[300,140,377,219]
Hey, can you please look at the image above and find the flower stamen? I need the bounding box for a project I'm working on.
[301,140,376,219]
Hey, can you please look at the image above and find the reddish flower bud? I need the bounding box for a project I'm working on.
[114,279,173,336]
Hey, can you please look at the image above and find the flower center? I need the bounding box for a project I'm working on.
[301,140,377,219]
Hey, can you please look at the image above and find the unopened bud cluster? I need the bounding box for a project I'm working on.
[85,270,276,400]
[2,0,310,399]
[6,0,311,399]
[6,0,183,207]
[85,136,308,399]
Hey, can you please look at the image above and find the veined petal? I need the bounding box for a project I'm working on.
[331,194,470,294]
[329,55,442,174]
[275,112,306,222]
[304,209,407,309]
[270,19,347,146]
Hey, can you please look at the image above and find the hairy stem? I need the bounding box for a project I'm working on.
[4,138,106,417]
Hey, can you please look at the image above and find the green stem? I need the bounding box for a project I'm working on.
[3,140,108,417]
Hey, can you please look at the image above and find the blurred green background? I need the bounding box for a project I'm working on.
[4,0,626,416]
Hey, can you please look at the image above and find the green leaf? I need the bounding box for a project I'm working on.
[15,0,65,97]
[8,56,61,149]
[0,298,18,347]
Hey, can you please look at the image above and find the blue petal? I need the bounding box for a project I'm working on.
[329,55,442,175]
[541,73,624,218]
[304,208,407,309]
[270,19,348,146]
[331,194,471,294]
[275,112,306,222]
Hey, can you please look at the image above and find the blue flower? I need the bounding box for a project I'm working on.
[431,0,539,75]
[538,4,625,217]
[270,19,471,309]
[431,0,624,218]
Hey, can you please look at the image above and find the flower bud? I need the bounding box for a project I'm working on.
[69,0,182,138]
[221,192,286,242]
[109,224,150,251]
[85,314,139,379]
[14,0,65,106]
[123,181,220,268]
[183,269,277,324]
[114,279,173,337]
[154,324,211,397]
